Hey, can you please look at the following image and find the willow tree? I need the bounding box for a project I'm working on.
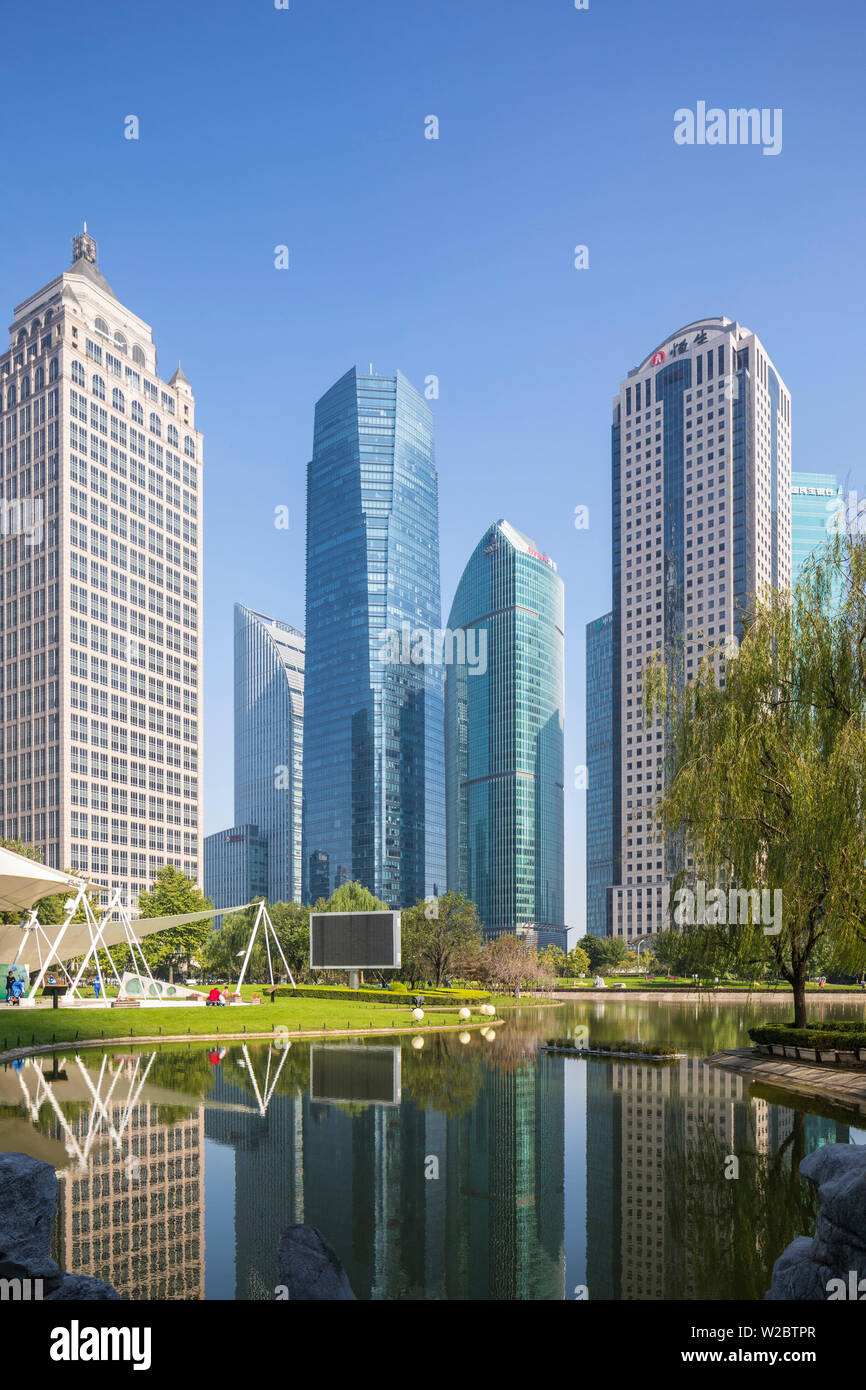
[644,531,866,1026]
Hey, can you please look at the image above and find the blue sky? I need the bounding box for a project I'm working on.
[2,0,864,931]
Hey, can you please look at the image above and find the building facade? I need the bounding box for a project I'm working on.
[233,603,304,904]
[791,471,844,587]
[445,520,566,948]
[585,611,614,937]
[605,318,791,940]
[203,823,268,927]
[0,231,203,907]
[303,368,445,907]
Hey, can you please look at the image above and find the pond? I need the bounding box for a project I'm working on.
[2,995,864,1301]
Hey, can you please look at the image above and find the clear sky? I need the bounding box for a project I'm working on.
[2,0,864,933]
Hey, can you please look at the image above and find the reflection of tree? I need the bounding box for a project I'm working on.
[400,1028,544,1116]
[400,1033,487,1115]
[149,1047,217,1098]
[665,1111,815,1300]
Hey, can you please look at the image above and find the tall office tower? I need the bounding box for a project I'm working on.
[303,368,445,907]
[204,605,304,916]
[203,823,268,927]
[791,471,844,586]
[0,231,203,906]
[234,603,304,903]
[585,611,614,937]
[608,318,791,940]
[445,520,566,948]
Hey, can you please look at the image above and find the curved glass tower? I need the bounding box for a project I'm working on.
[303,368,445,907]
[445,520,565,946]
[234,603,305,904]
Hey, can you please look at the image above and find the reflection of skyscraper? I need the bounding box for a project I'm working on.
[585,1053,847,1301]
[445,520,566,948]
[204,1040,565,1301]
[303,369,445,906]
[49,1061,205,1300]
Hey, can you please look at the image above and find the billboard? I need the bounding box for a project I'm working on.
[309,910,401,969]
[310,1044,401,1106]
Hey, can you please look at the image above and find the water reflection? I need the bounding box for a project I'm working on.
[0,998,863,1302]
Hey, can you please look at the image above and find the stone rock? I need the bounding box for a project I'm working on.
[277,1224,356,1300]
[766,1144,866,1300]
[0,1152,119,1300]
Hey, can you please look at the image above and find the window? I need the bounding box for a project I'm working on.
[92,375,105,400]
[111,388,125,413]
[132,345,145,366]
[94,317,110,336]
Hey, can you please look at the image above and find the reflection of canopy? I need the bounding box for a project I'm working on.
[0,843,95,913]
[0,904,250,964]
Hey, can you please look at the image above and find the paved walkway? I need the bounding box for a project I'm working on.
[707,1047,866,1114]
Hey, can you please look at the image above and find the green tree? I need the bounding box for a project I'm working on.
[582,934,628,973]
[644,531,866,1026]
[137,865,213,981]
[312,881,387,914]
[561,942,591,978]
[400,892,483,987]
[538,944,566,979]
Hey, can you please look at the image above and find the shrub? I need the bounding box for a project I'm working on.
[749,1024,866,1050]
[270,984,489,1005]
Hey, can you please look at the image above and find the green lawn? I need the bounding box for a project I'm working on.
[553,976,862,992]
[0,993,494,1052]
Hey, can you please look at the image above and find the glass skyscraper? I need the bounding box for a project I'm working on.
[204,604,304,916]
[303,368,445,907]
[585,611,614,937]
[791,471,844,587]
[445,520,566,947]
[234,604,305,904]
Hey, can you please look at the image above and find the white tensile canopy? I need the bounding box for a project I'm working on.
[0,844,96,915]
[0,904,247,966]
[0,842,249,1003]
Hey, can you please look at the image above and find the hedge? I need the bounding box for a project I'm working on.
[749,1024,866,1050]
[545,1036,681,1057]
[270,984,490,1005]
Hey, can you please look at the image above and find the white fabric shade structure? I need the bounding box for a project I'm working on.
[0,904,249,966]
[0,842,251,1005]
[0,844,97,915]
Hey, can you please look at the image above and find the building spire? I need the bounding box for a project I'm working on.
[71,224,98,266]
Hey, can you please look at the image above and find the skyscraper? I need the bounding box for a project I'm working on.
[585,611,614,937]
[0,230,203,906]
[204,604,304,915]
[234,604,304,904]
[791,471,844,587]
[605,318,791,940]
[445,520,566,948]
[303,368,444,907]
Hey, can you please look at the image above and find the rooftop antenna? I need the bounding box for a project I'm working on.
[369,362,373,374]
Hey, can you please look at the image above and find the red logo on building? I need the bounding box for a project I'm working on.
[650,350,666,366]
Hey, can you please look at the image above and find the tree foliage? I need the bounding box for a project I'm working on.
[400,891,483,987]
[644,531,866,1025]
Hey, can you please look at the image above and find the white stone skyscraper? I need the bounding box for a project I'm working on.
[0,230,203,907]
[605,317,791,940]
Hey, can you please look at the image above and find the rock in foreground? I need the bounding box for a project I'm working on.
[766,1144,866,1299]
[277,1224,356,1300]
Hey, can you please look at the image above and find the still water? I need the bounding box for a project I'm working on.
[2,996,864,1301]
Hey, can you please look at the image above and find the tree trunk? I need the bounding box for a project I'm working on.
[792,965,807,1028]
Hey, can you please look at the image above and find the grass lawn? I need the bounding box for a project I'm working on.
[554,976,862,992]
[0,993,491,1052]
